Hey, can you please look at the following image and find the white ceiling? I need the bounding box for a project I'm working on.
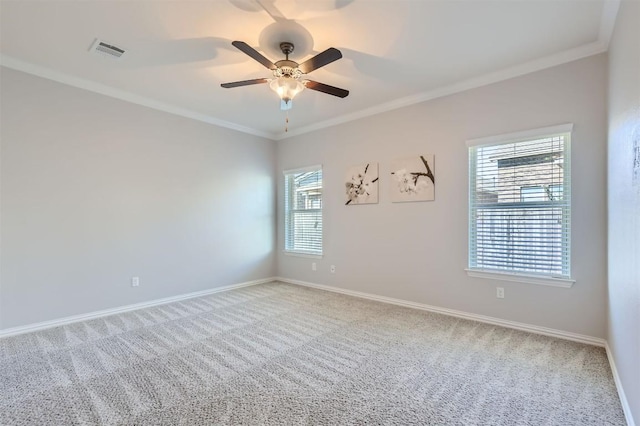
[0,0,618,140]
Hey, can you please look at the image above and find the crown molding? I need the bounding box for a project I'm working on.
[274,1,618,140]
[2,4,615,144]
[598,0,621,49]
[274,40,608,140]
[0,54,275,140]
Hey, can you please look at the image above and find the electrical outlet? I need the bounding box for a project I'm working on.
[131,277,140,287]
[312,262,317,271]
[330,265,336,273]
[496,287,504,299]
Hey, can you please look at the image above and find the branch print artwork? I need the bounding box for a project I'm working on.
[390,155,435,202]
[345,162,379,205]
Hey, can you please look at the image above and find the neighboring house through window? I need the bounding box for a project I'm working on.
[284,165,323,256]
[467,124,573,284]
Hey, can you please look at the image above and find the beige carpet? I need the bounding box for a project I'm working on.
[0,281,626,425]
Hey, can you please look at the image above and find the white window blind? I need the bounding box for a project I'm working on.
[468,125,571,278]
[284,166,323,255]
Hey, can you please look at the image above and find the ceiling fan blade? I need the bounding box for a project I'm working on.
[221,78,269,88]
[304,80,349,98]
[298,48,343,74]
[231,41,277,70]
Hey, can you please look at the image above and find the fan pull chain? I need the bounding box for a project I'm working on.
[285,112,289,133]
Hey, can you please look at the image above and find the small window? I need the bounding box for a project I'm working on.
[467,124,572,279]
[284,165,323,256]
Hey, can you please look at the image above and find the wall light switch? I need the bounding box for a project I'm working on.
[131,277,140,287]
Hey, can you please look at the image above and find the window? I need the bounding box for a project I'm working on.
[467,124,572,283]
[284,165,323,256]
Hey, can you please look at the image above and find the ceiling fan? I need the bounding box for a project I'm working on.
[221,41,349,110]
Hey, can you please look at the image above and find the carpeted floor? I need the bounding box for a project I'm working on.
[0,281,626,425]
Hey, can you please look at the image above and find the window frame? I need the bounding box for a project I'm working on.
[466,124,575,288]
[283,165,323,258]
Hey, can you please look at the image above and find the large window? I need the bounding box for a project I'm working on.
[284,165,323,256]
[467,124,572,282]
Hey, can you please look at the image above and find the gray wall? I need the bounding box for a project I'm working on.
[0,68,276,330]
[277,54,608,338]
[607,1,640,422]
[0,52,613,344]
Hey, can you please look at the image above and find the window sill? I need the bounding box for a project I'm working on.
[465,269,575,288]
[283,250,323,259]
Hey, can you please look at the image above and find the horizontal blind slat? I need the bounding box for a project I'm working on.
[284,167,323,255]
[469,131,570,278]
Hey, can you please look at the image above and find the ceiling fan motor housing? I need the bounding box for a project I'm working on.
[273,62,302,78]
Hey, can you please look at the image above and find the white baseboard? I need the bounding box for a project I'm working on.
[0,277,277,338]
[278,276,639,425]
[3,276,632,424]
[605,342,636,426]
[288,275,635,423]
[276,277,606,347]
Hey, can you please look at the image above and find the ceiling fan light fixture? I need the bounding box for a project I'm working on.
[269,76,305,106]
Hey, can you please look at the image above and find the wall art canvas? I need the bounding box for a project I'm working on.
[390,155,435,202]
[345,162,379,205]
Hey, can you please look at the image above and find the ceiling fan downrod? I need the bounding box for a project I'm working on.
[279,42,294,60]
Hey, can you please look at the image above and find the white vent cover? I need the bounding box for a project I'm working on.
[89,39,126,59]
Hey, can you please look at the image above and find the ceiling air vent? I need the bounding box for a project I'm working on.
[89,39,126,59]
